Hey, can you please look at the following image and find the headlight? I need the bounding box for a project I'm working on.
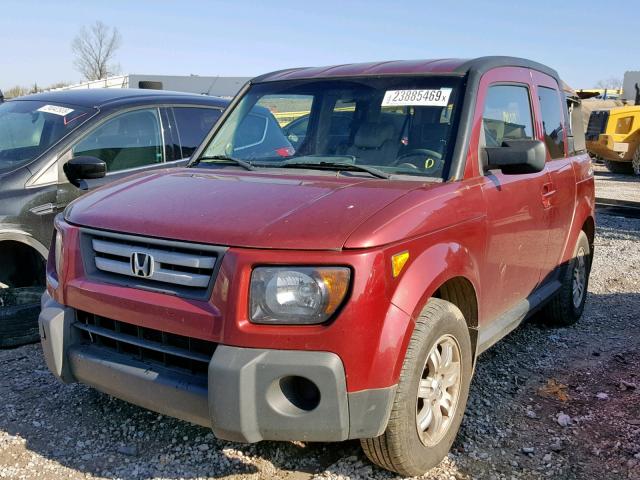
[54,229,63,279]
[250,266,350,324]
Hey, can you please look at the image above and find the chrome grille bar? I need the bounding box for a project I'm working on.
[94,257,211,287]
[92,239,216,269]
[86,233,219,292]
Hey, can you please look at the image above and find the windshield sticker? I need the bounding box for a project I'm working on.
[381,88,452,107]
[37,105,75,117]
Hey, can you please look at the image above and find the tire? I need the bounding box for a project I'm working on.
[541,231,591,327]
[361,298,473,476]
[0,287,43,348]
[632,146,640,176]
[604,159,633,174]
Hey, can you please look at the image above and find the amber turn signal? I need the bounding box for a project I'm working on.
[391,251,410,277]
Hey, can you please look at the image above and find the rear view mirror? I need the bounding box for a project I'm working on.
[64,156,107,187]
[484,139,546,175]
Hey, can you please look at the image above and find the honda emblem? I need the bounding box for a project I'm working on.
[131,252,154,278]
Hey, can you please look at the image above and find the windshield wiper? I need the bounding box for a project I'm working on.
[280,160,390,179]
[196,155,255,171]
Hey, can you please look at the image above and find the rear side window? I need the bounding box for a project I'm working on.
[173,107,222,158]
[538,87,566,159]
[482,85,534,147]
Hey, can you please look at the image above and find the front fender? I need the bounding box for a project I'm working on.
[362,238,482,390]
[391,241,481,320]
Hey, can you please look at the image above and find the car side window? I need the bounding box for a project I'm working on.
[173,107,222,159]
[482,85,534,147]
[538,87,566,159]
[72,108,163,173]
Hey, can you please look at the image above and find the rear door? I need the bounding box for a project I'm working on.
[531,72,577,281]
[476,68,553,321]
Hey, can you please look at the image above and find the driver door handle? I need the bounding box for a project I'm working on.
[541,182,556,208]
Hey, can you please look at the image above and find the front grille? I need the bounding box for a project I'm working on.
[586,110,609,141]
[80,228,226,299]
[74,311,216,376]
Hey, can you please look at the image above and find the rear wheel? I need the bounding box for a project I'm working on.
[541,231,591,326]
[604,158,633,174]
[361,298,472,476]
[632,146,640,176]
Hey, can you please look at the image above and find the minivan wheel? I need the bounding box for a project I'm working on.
[361,298,472,476]
[0,286,43,348]
[541,231,591,326]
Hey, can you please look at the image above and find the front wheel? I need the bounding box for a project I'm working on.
[361,298,472,476]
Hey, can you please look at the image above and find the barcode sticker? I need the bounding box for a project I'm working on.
[382,88,452,107]
[37,105,75,116]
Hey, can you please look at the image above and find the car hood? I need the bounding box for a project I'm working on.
[66,168,426,250]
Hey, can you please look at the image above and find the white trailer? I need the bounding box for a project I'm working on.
[49,74,251,98]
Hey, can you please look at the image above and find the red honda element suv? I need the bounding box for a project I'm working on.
[40,57,594,476]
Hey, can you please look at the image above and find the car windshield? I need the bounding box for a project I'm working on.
[0,100,94,172]
[195,76,462,179]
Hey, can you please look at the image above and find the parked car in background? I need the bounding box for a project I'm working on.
[41,57,594,476]
[0,89,228,346]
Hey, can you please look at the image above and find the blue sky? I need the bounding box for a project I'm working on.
[1,0,637,91]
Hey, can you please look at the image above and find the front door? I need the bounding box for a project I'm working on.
[477,69,552,322]
[57,107,168,207]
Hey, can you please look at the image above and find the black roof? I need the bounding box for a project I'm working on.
[253,56,561,85]
[12,88,229,109]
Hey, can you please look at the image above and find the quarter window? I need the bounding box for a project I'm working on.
[482,85,534,147]
[538,87,566,159]
[72,108,163,172]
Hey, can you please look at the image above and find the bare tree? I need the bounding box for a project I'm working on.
[595,77,623,90]
[4,85,30,99]
[71,21,122,81]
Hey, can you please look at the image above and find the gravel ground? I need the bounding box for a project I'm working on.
[594,163,640,203]
[1,211,639,480]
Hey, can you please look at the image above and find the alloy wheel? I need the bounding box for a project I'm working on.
[572,246,587,309]
[416,334,462,446]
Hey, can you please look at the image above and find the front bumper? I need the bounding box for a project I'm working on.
[39,292,395,442]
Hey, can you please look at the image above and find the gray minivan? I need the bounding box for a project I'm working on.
[0,89,229,346]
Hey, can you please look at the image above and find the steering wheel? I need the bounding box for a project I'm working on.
[392,149,444,175]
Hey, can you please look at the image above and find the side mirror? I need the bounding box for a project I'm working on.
[484,139,546,175]
[64,156,107,187]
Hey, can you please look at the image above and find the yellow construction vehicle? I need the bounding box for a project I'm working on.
[586,85,640,174]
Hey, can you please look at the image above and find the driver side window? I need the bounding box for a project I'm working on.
[482,85,534,147]
[72,108,164,173]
